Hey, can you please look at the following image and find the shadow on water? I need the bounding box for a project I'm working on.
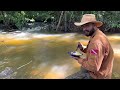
[0,32,120,79]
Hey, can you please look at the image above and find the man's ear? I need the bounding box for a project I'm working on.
[92,23,96,27]
[93,24,97,30]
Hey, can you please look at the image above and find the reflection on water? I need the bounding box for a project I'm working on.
[0,32,120,79]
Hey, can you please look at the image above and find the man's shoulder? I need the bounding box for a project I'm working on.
[97,29,107,37]
[90,36,103,45]
[90,30,108,46]
[93,31,107,41]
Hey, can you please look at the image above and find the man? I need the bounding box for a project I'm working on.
[67,14,114,79]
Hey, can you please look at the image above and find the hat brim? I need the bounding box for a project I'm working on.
[74,21,103,27]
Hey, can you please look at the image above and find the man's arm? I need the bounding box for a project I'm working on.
[76,43,104,72]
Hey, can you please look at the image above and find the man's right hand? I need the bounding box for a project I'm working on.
[77,42,83,50]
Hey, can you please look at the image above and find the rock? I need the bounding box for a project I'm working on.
[0,67,17,79]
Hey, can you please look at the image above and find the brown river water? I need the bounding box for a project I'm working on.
[0,32,120,79]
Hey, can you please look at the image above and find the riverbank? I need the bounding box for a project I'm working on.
[0,21,120,34]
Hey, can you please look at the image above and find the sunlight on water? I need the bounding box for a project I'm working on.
[32,33,62,38]
[107,34,120,39]
[107,34,120,43]
[43,65,69,79]
[114,48,120,55]
[0,32,33,46]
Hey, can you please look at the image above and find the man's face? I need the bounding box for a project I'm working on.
[81,23,95,37]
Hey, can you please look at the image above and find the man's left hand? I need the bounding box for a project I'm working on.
[71,56,83,64]
[71,56,80,60]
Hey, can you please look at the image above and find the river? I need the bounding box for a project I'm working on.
[0,31,120,79]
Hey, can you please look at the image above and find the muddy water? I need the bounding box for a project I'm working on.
[0,32,119,79]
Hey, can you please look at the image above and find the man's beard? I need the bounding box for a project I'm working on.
[83,28,95,37]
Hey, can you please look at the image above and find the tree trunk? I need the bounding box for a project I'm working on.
[64,11,67,32]
[56,11,64,31]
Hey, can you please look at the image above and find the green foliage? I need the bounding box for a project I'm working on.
[12,11,26,29]
[0,11,120,32]
[0,11,27,29]
[24,11,56,22]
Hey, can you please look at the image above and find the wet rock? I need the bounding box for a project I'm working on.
[0,67,17,79]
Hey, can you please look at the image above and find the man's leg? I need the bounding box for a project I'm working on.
[65,67,93,79]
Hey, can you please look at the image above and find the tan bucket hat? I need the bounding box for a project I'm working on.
[74,14,103,27]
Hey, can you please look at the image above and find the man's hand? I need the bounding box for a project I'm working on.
[71,56,80,60]
[71,56,83,64]
[77,42,83,50]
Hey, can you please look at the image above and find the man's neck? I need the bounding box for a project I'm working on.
[90,28,98,38]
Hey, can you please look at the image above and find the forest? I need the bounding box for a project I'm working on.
[0,11,120,33]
